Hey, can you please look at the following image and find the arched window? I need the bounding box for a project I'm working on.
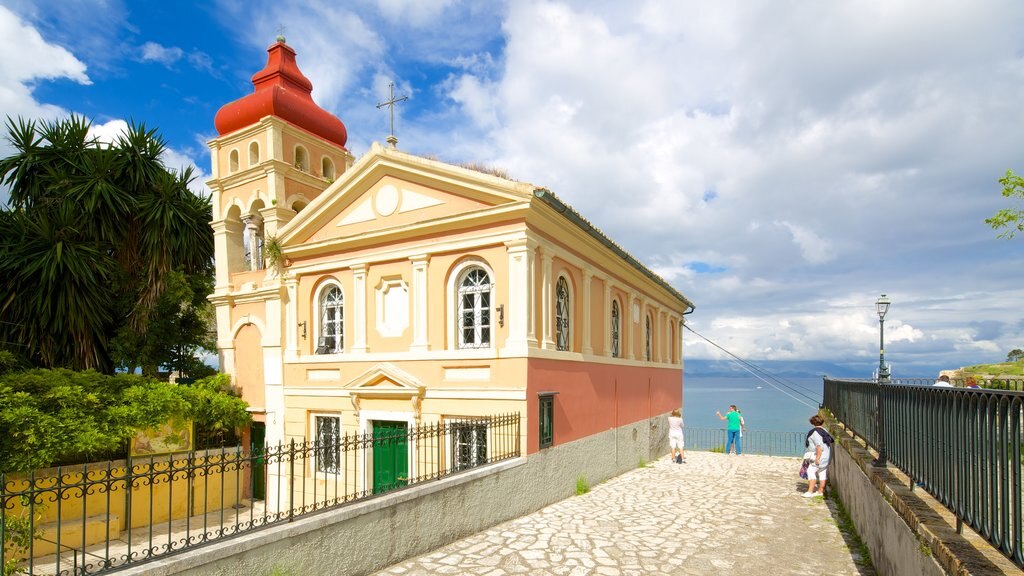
[645,314,652,361]
[611,300,620,358]
[457,267,492,349]
[321,156,335,180]
[555,277,570,351]
[316,286,344,354]
[294,145,309,172]
[229,149,239,173]
[248,142,260,166]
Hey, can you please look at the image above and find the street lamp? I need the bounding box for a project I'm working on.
[876,294,891,382]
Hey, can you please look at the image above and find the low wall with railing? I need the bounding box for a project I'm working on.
[121,414,664,576]
[824,378,1024,573]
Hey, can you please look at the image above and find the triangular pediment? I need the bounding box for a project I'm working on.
[344,363,425,398]
[277,143,535,250]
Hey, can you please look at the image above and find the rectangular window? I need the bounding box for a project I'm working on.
[539,394,555,449]
[451,419,488,471]
[313,414,341,474]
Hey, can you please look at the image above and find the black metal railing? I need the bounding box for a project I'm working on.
[0,413,521,576]
[685,428,807,457]
[824,378,1024,567]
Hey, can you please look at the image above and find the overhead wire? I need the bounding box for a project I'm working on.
[684,323,822,410]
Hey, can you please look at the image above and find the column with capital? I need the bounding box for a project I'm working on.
[582,269,594,355]
[603,280,613,357]
[505,239,538,353]
[540,248,555,350]
[622,291,630,358]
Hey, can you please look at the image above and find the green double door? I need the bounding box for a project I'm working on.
[372,420,408,494]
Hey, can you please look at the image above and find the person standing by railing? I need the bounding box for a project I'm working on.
[668,408,686,463]
[716,405,745,455]
[803,415,831,498]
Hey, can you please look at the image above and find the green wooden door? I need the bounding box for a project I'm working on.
[251,422,266,500]
[372,420,408,494]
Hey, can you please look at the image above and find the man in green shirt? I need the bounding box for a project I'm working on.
[716,405,746,455]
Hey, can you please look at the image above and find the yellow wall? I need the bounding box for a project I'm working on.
[4,454,243,559]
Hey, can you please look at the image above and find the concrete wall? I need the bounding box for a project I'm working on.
[828,423,1019,576]
[122,414,669,576]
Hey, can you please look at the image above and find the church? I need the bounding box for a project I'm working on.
[207,37,694,492]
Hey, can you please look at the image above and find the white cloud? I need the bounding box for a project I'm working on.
[0,4,90,121]
[87,119,128,144]
[140,41,184,66]
[375,0,455,26]
[469,0,1024,373]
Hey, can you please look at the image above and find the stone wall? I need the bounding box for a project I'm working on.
[122,414,669,576]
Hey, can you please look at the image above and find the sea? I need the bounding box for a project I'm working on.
[683,375,825,433]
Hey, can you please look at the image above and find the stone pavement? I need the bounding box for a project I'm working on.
[373,451,875,576]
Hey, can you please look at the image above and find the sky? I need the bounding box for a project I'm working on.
[4,0,1024,377]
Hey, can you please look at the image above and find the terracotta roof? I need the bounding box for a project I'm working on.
[214,40,348,149]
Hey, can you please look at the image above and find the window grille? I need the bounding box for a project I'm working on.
[317,286,344,354]
[457,268,492,349]
[645,315,652,361]
[611,300,620,358]
[539,395,555,448]
[555,277,570,351]
[451,420,488,471]
[314,415,341,474]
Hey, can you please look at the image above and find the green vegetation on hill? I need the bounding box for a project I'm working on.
[960,360,1024,378]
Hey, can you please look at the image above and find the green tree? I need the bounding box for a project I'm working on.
[986,169,1024,239]
[1008,349,1024,362]
[0,115,214,373]
[110,269,217,379]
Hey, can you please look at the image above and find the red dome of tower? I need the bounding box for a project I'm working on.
[214,39,348,149]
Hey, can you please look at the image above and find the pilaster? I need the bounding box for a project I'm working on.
[410,254,430,352]
[582,269,594,355]
[540,248,555,350]
[351,263,368,353]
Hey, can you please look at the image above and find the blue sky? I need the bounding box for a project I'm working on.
[5,0,1024,376]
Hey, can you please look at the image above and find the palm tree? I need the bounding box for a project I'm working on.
[0,115,213,372]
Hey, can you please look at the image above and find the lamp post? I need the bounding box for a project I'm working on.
[876,294,891,383]
[874,293,891,467]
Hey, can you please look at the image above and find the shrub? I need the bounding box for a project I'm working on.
[575,474,590,495]
[0,370,250,472]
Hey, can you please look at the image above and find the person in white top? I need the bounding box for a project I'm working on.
[934,375,954,387]
[668,408,686,463]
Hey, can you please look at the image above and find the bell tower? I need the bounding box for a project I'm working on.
[207,35,353,291]
[206,37,353,448]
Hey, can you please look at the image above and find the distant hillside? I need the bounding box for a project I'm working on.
[958,360,1024,378]
[683,359,864,378]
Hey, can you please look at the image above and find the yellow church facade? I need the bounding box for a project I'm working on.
[207,39,694,489]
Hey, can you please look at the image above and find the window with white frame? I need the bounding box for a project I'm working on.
[457,267,492,349]
[316,285,344,354]
[555,276,570,351]
[611,299,620,358]
[313,414,341,474]
[645,314,652,361]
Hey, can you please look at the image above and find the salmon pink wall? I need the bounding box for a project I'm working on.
[525,358,682,454]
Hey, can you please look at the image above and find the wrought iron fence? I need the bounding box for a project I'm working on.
[685,428,807,457]
[824,378,1024,567]
[0,413,521,576]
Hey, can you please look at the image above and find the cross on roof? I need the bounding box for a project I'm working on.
[376,81,408,148]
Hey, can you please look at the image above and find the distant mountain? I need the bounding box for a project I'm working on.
[683,358,867,378]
